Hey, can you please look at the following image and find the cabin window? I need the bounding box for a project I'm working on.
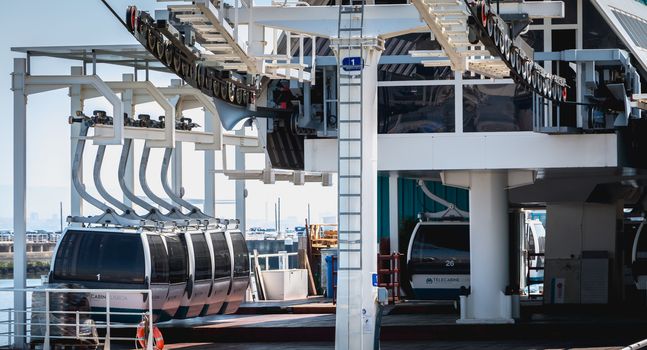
[96,233,145,283]
[54,231,145,284]
[147,235,169,284]
[211,232,232,279]
[166,235,188,284]
[463,84,533,132]
[230,232,250,277]
[191,233,212,281]
[378,85,456,133]
[409,224,470,275]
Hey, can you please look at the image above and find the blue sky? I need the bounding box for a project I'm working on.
[1,0,337,230]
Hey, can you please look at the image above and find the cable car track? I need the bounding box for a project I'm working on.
[464,0,569,102]
[125,6,256,108]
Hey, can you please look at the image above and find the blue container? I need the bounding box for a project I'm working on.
[325,255,338,298]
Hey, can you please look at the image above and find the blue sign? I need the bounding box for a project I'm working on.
[342,56,363,71]
[372,273,378,287]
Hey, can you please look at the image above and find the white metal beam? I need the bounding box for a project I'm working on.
[231,3,563,38]
[11,57,27,350]
[69,67,84,220]
[25,75,124,145]
[106,81,175,148]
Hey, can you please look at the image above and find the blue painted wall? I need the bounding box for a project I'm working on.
[376,176,469,250]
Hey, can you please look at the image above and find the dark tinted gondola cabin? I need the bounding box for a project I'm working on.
[407,221,470,300]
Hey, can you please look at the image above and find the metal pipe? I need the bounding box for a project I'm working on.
[161,148,205,214]
[94,145,131,213]
[139,144,177,212]
[71,122,111,212]
[118,139,155,212]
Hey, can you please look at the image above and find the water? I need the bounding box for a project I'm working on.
[0,279,42,347]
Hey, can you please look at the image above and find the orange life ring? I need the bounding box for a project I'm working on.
[136,321,164,350]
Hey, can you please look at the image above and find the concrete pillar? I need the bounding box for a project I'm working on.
[333,41,383,349]
[388,173,399,253]
[121,74,135,207]
[466,171,511,323]
[70,67,84,218]
[443,170,514,324]
[12,57,28,349]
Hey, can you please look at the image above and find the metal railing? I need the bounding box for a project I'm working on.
[249,251,299,271]
[0,287,154,350]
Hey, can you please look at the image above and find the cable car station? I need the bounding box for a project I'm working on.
[9,0,647,349]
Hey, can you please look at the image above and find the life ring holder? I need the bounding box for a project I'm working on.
[135,315,164,350]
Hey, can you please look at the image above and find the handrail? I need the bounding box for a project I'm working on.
[248,251,298,271]
[0,287,154,350]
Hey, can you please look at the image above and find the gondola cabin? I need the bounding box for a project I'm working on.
[632,221,647,291]
[200,227,232,316]
[406,221,470,300]
[219,229,250,314]
[159,233,188,321]
[49,228,172,322]
[174,230,214,319]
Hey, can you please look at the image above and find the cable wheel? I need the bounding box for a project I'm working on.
[487,16,495,38]
[221,82,228,100]
[156,39,165,60]
[173,51,182,73]
[147,30,157,53]
[228,82,236,103]
[213,79,221,97]
[164,45,174,67]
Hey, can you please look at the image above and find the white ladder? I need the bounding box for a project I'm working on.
[336,0,365,271]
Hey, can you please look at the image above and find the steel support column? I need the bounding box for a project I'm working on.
[121,74,135,207]
[70,67,84,218]
[235,128,246,232]
[388,173,399,253]
[12,58,27,350]
[204,108,216,217]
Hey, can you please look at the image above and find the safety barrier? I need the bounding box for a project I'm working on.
[0,287,155,350]
[249,251,299,271]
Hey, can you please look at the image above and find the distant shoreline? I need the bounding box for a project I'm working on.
[0,261,50,279]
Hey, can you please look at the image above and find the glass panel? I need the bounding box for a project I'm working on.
[463,84,533,132]
[379,33,454,81]
[378,85,455,133]
[551,30,577,126]
[583,2,626,51]
[553,0,577,24]
[148,235,169,284]
[191,233,212,281]
[522,30,544,52]
[230,232,250,278]
[54,231,145,284]
[211,232,232,279]
[409,224,470,275]
[96,233,145,284]
[166,235,188,284]
[53,231,83,280]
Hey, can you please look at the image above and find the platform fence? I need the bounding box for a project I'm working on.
[0,287,154,350]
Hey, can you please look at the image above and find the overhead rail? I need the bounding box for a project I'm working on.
[172,0,254,72]
[410,0,569,102]
[126,5,257,108]
[217,143,333,185]
[16,74,124,145]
